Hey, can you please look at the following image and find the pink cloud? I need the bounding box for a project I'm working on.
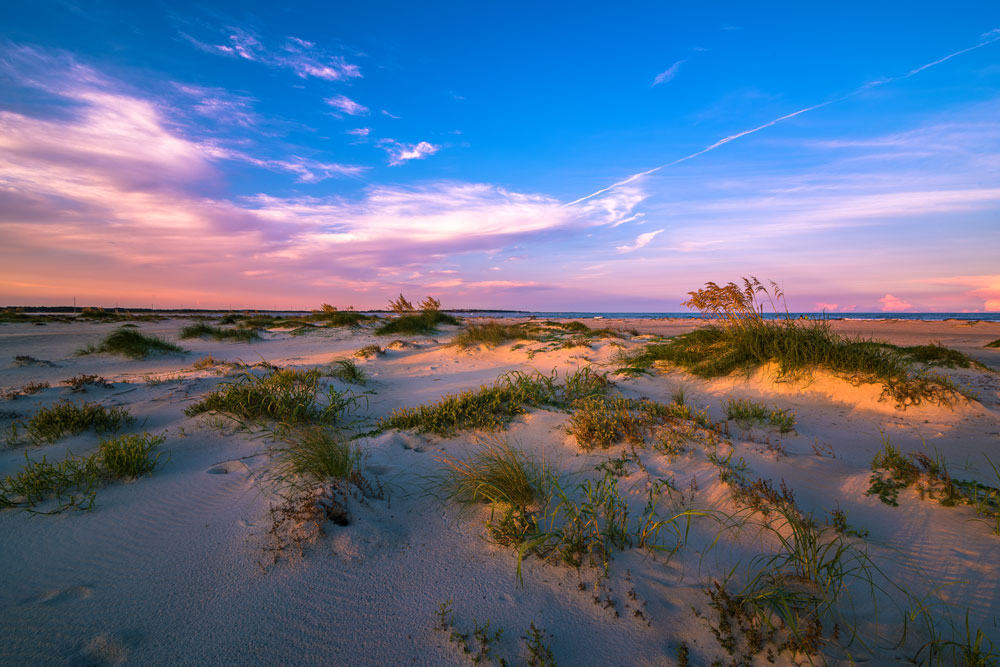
[326,95,369,116]
[378,140,440,166]
[879,293,914,312]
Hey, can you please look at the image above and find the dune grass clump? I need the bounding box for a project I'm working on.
[378,368,610,437]
[375,311,460,336]
[98,432,167,478]
[273,427,363,487]
[453,321,533,348]
[61,374,113,392]
[0,431,165,512]
[6,401,133,446]
[618,278,967,407]
[180,322,260,342]
[308,310,373,327]
[436,440,550,546]
[866,437,1000,531]
[355,344,385,359]
[724,398,796,433]
[185,368,358,429]
[76,327,185,359]
[326,359,368,385]
[986,339,1000,349]
[567,394,715,450]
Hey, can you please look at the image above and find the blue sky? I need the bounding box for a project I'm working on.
[1,1,998,311]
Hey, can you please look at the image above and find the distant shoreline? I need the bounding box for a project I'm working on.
[3,306,999,323]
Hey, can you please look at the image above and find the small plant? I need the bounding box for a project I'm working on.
[724,398,796,433]
[76,327,185,359]
[387,293,415,313]
[13,355,55,367]
[986,338,1000,349]
[61,374,113,392]
[326,359,368,385]
[523,622,556,666]
[1,381,50,400]
[6,401,133,446]
[191,356,220,370]
[419,296,442,312]
[355,344,385,358]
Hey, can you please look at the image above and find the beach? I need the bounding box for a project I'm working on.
[1,315,998,665]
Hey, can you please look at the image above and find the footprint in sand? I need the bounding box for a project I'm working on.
[23,584,93,605]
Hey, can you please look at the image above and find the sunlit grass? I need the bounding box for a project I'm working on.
[180,322,260,342]
[375,311,460,335]
[76,327,185,359]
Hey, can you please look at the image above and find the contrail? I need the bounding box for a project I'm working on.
[565,30,1000,208]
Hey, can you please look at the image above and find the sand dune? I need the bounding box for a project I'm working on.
[1,316,999,665]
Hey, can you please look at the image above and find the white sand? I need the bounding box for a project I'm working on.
[1,317,999,665]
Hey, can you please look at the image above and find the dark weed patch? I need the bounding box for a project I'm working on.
[61,374,113,392]
[76,327,185,359]
[1,381,50,400]
[355,344,385,359]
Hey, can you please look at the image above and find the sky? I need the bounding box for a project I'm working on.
[0,1,998,312]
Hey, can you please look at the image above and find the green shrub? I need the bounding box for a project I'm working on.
[77,327,185,359]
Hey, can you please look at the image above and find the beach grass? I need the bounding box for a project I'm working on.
[724,398,796,433]
[616,278,969,407]
[355,344,385,358]
[0,431,165,512]
[6,400,133,446]
[326,359,368,385]
[180,322,260,342]
[275,427,362,485]
[76,327,185,359]
[378,368,611,437]
[986,338,1000,349]
[436,439,549,546]
[375,311,460,335]
[185,368,358,428]
[452,321,532,348]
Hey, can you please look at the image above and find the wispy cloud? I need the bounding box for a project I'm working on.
[652,59,686,86]
[325,94,369,116]
[381,110,401,119]
[182,27,361,81]
[570,31,1000,207]
[347,127,370,137]
[378,139,440,166]
[616,229,663,253]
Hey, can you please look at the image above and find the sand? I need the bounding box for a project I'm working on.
[1,316,998,665]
